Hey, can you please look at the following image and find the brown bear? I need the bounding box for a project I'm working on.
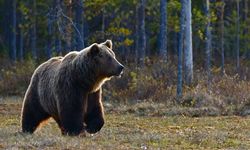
[21,40,124,135]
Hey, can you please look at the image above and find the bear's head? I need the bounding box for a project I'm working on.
[88,40,124,78]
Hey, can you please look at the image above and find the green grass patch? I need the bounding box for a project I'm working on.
[0,103,250,149]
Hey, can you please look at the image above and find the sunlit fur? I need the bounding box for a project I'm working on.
[21,40,124,135]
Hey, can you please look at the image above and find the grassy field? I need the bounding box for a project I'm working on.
[0,98,250,149]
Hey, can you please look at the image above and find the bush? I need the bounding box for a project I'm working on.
[0,58,36,95]
[103,58,250,116]
[1,57,250,116]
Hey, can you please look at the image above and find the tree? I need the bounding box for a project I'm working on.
[17,2,24,61]
[135,4,139,64]
[55,0,62,55]
[47,7,53,59]
[74,0,84,51]
[101,6,105,40]
[236,0,240,72]
[9,0,17,61]
[177,0,186,99]
[64,0,73,52]
[31,0,37,60]
[3,0,10,52]
[221,0,225,75]
[0,0,249,79]
[184,0,193,85]
[137,0,146,65]
[243,0,249,58]
[159,0,167,60]
[205,0,211,81]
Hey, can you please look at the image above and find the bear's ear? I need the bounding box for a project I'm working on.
[103,40,112,49]
[89,43,100,56]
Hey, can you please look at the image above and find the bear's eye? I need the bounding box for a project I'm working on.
[99,54,103,57]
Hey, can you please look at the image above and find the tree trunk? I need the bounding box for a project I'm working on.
[47,10,52,59]
[9,0,17,61]
[18,27,24,61]
[3,0,10,53]
[244,0,249,58]
[135,4,139,64]
[55,0,62,55]
[31,0,37,60]
[244,0,248,24]
[102,7,105,40]
[184,0,193,85]
[236,0,240,72]
[66,0,72,52]
[205,0,212,81]
[55,38,62,55]
[17,3,24,61]
[74,0,84,51]
[159,0,167,60]
[82,1,85,48]
[173,31,178,55]
[221,1,225,75]
[177,0,186,99]
[138,0,146,65]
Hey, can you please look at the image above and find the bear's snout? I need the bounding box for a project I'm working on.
[115,64,124,77]
[118,64,124,73]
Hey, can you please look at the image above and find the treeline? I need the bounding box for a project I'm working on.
[0,0,248,60]
[0,0,250,96]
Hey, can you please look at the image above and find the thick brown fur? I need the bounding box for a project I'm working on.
[21,40,124,136]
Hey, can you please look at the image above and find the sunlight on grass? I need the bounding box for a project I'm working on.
[0,113,250,149]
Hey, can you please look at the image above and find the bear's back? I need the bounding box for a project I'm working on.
[61,51,79,64]
[35,56,62,77]
[36,52,79,83]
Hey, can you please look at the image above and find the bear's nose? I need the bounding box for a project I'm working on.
[119,64,124,72]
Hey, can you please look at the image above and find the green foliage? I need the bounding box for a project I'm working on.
[167,0,181,32]
[1,0,249,63]
[128,71,137,90]
[0,46,8,57]
[107,27,132,36]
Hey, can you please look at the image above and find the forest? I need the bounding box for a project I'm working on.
[0,0,250,149]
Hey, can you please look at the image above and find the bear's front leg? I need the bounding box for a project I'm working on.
[85,89,105,134]
[58,94,87,136]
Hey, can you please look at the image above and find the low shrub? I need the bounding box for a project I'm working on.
[0,58,36,95]
[1,57,250,116]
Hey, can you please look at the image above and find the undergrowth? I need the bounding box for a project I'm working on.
[1,57,250,116]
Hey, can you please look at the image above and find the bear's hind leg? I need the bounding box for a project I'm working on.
[21,94,50,133]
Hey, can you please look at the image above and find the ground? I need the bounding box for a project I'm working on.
[0,97,250,149]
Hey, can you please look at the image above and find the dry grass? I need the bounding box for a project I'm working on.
[0,98,250,149]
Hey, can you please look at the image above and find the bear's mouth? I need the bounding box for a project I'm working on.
[115,64,124,78]
[117,70,123,78]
